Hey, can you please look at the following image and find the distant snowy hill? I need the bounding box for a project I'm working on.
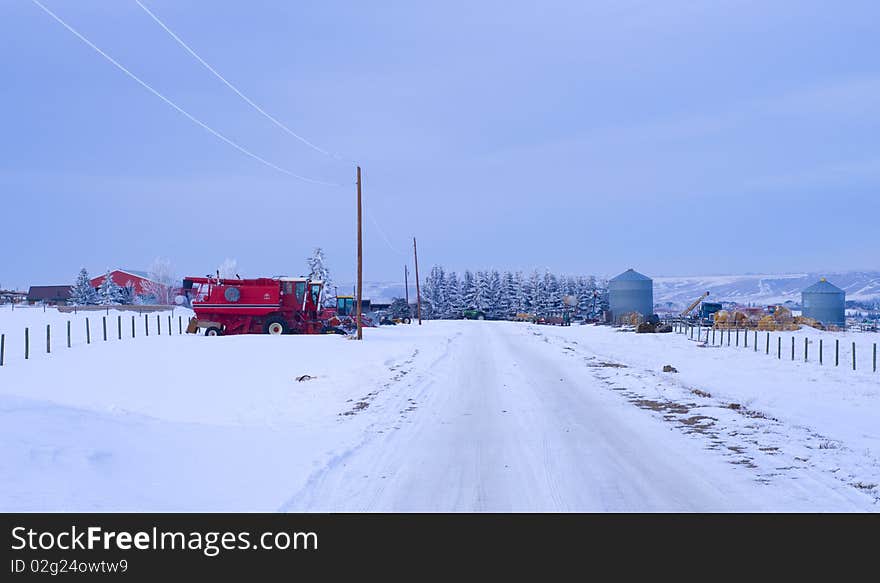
[335,281,408,304]
[652,271,880,308]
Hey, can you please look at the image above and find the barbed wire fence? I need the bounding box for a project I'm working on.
[665,317,877,374]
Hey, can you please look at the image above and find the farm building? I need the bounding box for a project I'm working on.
[801,278,845,327]
[90,269,158,296]
[0,289,27,304]
[26,285,72,305]
[608,268,654,323]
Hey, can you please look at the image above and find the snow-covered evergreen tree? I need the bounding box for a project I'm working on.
[525,270,541,314]
[388,297,411,319]
[513,271,526,315]
[472,271,490,311]
[461,270,476,309]
[542,270,562,314]
[142,258,177,305]
[218,258,238,279]
[70,268,98,305]
[118,281,136,305]
[307,248,334,307]
[97,269,122,305]
[424,265,447,319]
[485,270,503,319]
[497,271,514,317]
[444,272,463,318]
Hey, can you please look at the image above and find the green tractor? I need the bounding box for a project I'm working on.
[462,308,486,320]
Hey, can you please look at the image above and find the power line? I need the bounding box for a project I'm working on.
[30,0,342,187]
[360,167,407,257]
[134,0,352,163]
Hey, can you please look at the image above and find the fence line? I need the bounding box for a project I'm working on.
[0,313,191,367]
[670,318,877,376]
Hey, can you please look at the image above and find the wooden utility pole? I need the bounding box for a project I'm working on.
[356,166,363,340]
[413,237,422,325]
[404,265,410,306]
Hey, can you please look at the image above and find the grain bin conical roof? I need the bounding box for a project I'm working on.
[802,278,844,295]
[610,268,651,282]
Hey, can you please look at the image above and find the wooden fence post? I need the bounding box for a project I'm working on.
[67,321,71,348]
[46,324,50,354]
[102,317,107,342]
[874,343,877,373]
[853,342,856,371]
[791,336,795,361]
[777,336,781,359]
[118,315,122,340]
[178,316,182,335]
[145,314,149,336]
[766,332,770,354]
[819,338,823,365]
[804,337,808,362]
[168,315,172,336]
[0,334,4,366]
[753,331,757,352]
[835,339,839,367]
[132,316,136,338]
[25,327,29,359]
[157,314,161,335]
[86,318,90,344]
[736,329,739,347]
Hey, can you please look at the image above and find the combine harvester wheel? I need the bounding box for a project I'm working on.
[265,317,288,335]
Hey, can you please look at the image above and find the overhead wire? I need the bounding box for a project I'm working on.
[360,167,408,257]
[133,0,351,162]
[30,0,343,187]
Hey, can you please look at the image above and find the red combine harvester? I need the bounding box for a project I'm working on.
[183,275,329,336]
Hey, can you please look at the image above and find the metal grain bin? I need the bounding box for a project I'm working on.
[609,268,653,323]
[801,278,845,327]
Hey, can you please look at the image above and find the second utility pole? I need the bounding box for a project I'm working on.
[413,237,422,325]
[356,166,363,340]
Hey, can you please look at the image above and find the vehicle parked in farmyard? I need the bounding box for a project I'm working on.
[318,295,374,334]
[183,275,328,336]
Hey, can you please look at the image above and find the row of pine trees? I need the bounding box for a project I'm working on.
[420,267,609,319]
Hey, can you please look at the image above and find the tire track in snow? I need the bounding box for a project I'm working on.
[277,333,461,512]
[533,325,879,506]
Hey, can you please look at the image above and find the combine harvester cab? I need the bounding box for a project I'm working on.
[183,276,326,336]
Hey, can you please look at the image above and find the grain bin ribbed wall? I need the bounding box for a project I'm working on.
[801,278,845,327]
[608,268,653,322]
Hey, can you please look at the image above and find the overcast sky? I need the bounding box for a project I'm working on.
[2,0,879,288]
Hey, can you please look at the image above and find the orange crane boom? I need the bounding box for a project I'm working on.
[680,291,710,317]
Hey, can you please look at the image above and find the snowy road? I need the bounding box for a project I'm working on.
[282,322,867,511]
[1,314,875,511]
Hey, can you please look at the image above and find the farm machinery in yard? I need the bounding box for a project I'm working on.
[319,295,375,333]
[183,276,372,336]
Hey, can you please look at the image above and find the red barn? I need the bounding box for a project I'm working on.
[90,269,157,296]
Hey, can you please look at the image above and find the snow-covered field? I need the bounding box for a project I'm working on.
[1,307,878,511]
